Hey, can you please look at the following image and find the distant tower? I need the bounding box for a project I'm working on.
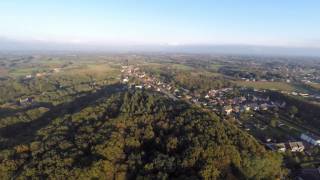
[125,59,129,66]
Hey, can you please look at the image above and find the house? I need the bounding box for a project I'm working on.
[233,106,240,113]
[301,133,320,146]
[275,143,286,152]
[53,68,61,73]
[25,74,32,79]
[299,93,309,97]
[241,105,250,112]
[288,141,305,152]
[19,97,33,105]
[135,85,143,89]
[267,143,286,152]
[36,72,46,77]
[260,103,268,111]
[223,106,233,115]
[249,103,259,111]
[122,77,129,83]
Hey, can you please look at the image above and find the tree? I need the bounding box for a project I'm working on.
[270,116,278,128]
[289,106,298,118]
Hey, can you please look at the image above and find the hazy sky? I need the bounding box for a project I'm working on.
[0,0,320,47]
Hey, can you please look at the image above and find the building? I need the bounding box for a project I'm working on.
[267,143,286,152]
[36,72,46,77]
[260,103,268,111]
[241,105,250,112]
[122,77,129,83]
[223,106,233,115]
[301,133,320,146]
[288,141,305,152]
[275,143,286,152]
[53,68,61,73]
[25,74,32,79]
[19,97,33,106]
[135,85,143,89]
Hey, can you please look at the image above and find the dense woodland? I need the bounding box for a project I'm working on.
[0,84,285,179]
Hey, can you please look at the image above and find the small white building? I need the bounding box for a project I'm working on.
[25,74,32,79]
[275,143,286,152]
[301,133,320,146]
[122,77,129,83]
[135,85,143,89]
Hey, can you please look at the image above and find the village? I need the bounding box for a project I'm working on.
[121,65,320,155]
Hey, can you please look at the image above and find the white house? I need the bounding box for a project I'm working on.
[122,77,129,83]
[301,133,320,146]
[135,85,143,89]
[25,74,32,79]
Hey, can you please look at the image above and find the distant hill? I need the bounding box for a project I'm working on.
[1,37,320,57]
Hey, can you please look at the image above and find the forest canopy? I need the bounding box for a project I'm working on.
[0,85,285,179]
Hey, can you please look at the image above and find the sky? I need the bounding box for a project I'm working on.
[0,0,320,49]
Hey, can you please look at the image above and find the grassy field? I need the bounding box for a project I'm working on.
[8,67,48,77]
[307,82,320,90]
[170,63,194,71]
[209,64,223,71]
[57,63,120,81]
[234,81,296,91]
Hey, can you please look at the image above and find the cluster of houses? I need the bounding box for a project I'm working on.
[202,88,286,116]
[267,141,305,153]
[300,72,320,84]
[267,133,320,153]
[121,66,174,93]
[121,65,287,116]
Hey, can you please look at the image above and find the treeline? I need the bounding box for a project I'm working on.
[268,91,320,130]
[0,73,117,105]
[0,88,286,179]
[219,66,284,81]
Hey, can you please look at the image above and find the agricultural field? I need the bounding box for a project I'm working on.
[307,82,320,90]
[234,81,296,91]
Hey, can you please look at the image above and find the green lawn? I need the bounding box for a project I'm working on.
[9,67,47,77]
[210,64,223,71]
[234,81,296,91]
[307,82,320,90]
